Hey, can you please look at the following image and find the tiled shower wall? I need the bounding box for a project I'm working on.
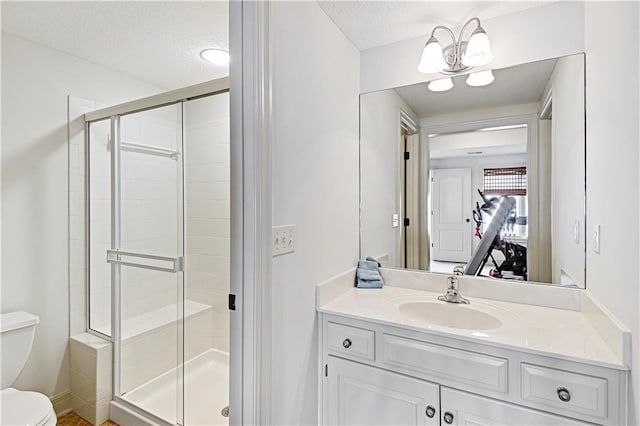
[185,93,231,354]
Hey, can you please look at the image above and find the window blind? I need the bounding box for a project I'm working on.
[483,166,527,196]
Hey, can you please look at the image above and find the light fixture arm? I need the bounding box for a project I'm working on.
[428,25,457,66]
[428,18,484,70]
[455,17,483,62]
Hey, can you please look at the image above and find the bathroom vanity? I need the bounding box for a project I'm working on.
[317,270,630,425]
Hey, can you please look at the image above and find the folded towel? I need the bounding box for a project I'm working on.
[355,277,383,288]
[357,259,380,271]
[357,269,381,281]
[355,258,384,288]
[365,256,382,267]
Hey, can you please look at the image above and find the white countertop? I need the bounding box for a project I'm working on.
[318,285,627,370]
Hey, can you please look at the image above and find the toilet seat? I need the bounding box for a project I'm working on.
[1,388,57,426]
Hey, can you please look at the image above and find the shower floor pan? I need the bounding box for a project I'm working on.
[123,348,229,425]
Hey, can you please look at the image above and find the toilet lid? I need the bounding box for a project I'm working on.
[1,388,53,426]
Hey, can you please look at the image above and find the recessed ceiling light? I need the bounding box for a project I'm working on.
[200,49,230,66]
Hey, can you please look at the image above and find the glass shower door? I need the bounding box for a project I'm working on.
[107,102,186,424]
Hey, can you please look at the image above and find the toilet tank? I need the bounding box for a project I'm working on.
[0,311,39,389]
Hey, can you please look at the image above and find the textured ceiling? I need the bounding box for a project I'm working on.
[317,1,554,51]
[1,1,228,90]
[1,1,555,90]
[394,57,558,117]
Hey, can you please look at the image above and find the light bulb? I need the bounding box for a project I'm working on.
[466,70,495,87]
[427,77,453,92]
[200,49,230,66]
[462,29,494,67]
[417,37,447,74]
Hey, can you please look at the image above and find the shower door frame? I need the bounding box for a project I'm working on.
[85,78,233,425]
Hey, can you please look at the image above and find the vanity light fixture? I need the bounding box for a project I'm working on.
[418,17,494,75]
[420,18,495,92]
[200,48,230,66]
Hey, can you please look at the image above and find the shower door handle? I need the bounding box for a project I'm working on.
[107,249,185,273]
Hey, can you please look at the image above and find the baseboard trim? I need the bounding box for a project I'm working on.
[51,391,72,416]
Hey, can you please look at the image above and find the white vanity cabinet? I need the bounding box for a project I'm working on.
[327,356,440,425]
[319,314,627,426]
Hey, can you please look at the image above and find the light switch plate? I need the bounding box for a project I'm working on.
[573,220,580,244]
[273,225,295,256]
[392,213,400,228]
[592,224,600,254]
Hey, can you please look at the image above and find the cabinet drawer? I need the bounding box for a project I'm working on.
[327,322,375,361]
[521,363,607,419]
[382,334,508,394]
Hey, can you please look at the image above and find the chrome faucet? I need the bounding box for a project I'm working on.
[438,276,470,304]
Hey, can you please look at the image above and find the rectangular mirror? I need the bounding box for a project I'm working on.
[360,53,585,287]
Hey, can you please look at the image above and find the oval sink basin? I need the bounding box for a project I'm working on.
[398,302,502,330]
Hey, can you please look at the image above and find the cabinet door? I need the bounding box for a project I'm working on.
[326,356,439,426]
[440,387,590,425]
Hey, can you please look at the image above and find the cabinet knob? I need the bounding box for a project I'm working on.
[342,338,352,349]
[425,405,436,418]
[557,387,571,402]
[443,412,454,424]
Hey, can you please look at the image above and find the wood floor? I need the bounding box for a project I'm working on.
[56,412,118,426]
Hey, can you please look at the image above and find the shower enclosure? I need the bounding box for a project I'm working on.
[85,78,231,425]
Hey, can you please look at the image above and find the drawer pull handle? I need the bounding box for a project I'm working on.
[557,387,571,402]
[342,338,352,349]
[425,405,436,418]
[443,412,454,424]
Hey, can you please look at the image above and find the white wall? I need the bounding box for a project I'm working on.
[583,2,640,423]
[360,1,585,93]
[360,89,418,267]
[550,54,586,286]
[1,32,164,399]
[270,2,360,424]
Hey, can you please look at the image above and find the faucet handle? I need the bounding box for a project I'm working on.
[453,265,465,276]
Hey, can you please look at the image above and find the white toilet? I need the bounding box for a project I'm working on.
[1,311,57,426]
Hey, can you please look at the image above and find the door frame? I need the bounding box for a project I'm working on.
[230,1,272,425]
[398,110,419,269]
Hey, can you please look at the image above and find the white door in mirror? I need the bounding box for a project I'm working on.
[431,168,472,262]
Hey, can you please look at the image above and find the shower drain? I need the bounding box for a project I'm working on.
[221,406,230,418]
